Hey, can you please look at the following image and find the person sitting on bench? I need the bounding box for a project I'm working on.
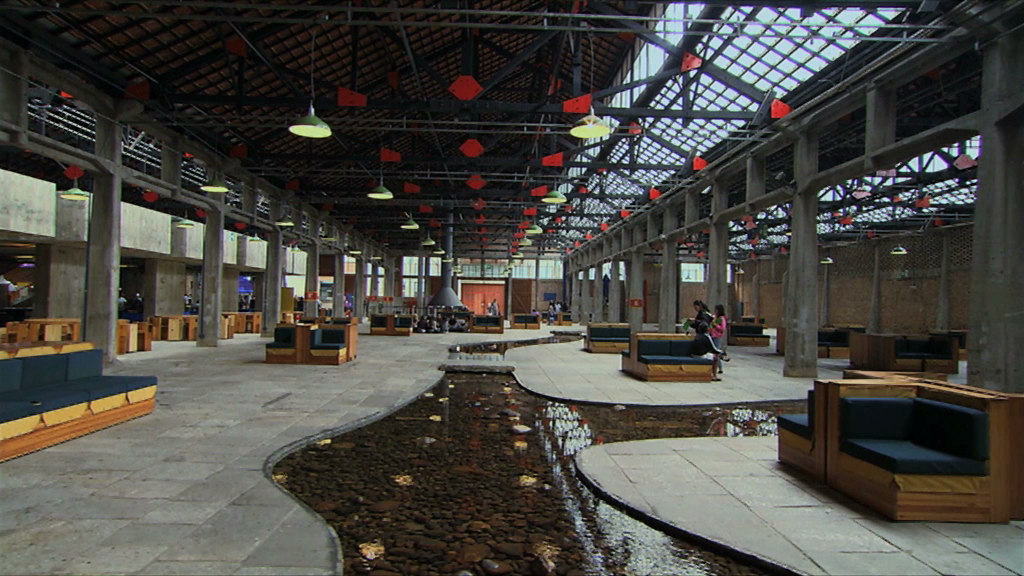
[691,320,730,381]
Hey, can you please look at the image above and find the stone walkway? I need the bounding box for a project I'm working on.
[0,327,552,576]
[575,436,1024,576]
[509,338,849,406]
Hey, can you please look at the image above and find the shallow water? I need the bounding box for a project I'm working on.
[275,336,801,575]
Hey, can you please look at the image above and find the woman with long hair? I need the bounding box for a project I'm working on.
[710,304,731,374]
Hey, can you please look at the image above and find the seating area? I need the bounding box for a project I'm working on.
[2,318,81,343]
[510,314,541,330]
[849,332,959,374]
[816,328,852,359]
[727,323,771,347]
[470,315,504,334]
[777,376,1024,523]
[369,314,414,336]
[150,315,199,342]
[620,333,713,382]
[584,322,631,353]
[265,323,358,365]
[0,344,158,462]
[739,316,765,325]
[554,312,573,326]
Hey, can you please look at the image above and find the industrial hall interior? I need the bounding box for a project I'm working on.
[0,0,1022,575]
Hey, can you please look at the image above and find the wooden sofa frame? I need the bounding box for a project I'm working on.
[849,333,959,374]
[470,315,504,334]
[585,322,631,354]
[620,333,711,382]
[368,314,414,336]
[510,314,541,330]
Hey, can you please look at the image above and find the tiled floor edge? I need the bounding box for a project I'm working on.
[260,373,445,576]
[572,446,810,576]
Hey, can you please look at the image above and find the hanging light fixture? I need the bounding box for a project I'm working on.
[519,237,533,247]
[275,214,294,227]
[249,234,263,242]
[525,223,543,235]
[370,254,382,261]
[511,252,524,259]
[820,256,834,265]
[400,215,419,230]
[173,217,194,229]
[59,185,89,201]
[570,109,611,139]
[367,184,393,200]
[432,248,446,255]
[541,188,567,204]
[200,179,229,193]
[289,31,332,139]
[891,245,908,255]
[348,247,362,255]
[421,235,436,247]
[441,257,453,263]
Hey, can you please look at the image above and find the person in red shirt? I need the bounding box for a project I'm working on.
[710,304,731,375]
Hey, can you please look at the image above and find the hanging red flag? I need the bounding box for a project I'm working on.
[459,139,484,158]
[693,156,707,170]
[403,182,421,194]
[770,99,792,119]
[681,52,703,72]
[530,185,548,197]
[542,152,563,167]
[64,165,85,179]
[141,190,159,203]
[649,188,661,200]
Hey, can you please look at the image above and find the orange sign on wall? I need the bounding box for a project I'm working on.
[367,295,378,302]
[305,291,319,300]
[629,298,644,308]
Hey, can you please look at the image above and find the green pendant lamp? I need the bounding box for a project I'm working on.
[368,185,393,200]
[200,179,229,193]
[173,217,194,229]
[289,105,332,139]
[275,215,294,227]
[570,109,611,139]
[525,223,543,235]
[422,235,436,247]
[401,215,419,230]
[519,237,533,247]
[59,186,90,201]
[541,188,567,204]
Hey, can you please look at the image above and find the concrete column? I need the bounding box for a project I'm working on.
[821,259,831,327]
[608,259,622,323]
[198,206,224,347]
[160,137,182,193]
[333,251,346,317]
[83,114,122,362]
[417,255,427,308]
[33,244,86,319]
[707,181,729,311]
[304,241,320,316]
[784,132,820,377]
[935,233,951,331]
[353,256,365,321]
[251,272,265,313]
[261,227,283,335]
[868,243,882,334]
[746,155,766,202]
[658,243,677,332]
[751,260,760,319]
[142,258,186,318]
[628,250,644,333]
[969,25,1024,393]
[591,265,603,322]
[221,268,239,312]
[572,270,583,322]
[0,48,28,144]
[370,262,379,296]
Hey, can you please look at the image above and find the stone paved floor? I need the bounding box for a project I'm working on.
[510,337,850,406]
[575,437,1024,576]
[0,327,551,576]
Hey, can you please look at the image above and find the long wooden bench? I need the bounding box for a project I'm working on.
[0,344,158,462]
[470,315,504,334]
[369,314,414,336]
[510,314,541,330]
[778,377,1023,523]
[554,312,573,326]
[265,323,358,365]
[849,333,959,374]
[727,323,771,347]
[585,323,630,353]
[620,333,711,382]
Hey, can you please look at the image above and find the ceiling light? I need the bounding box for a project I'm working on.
[289,105,332,138]
[891,246,908,255]
[820,256,834,265]
[249,235,263,242]
[519,237,533,247]
[570,110,611,139]
[541,189,567,204]
[173,217,194,229]
[401,216,419,230]
[421,236,436,246]
[200,179,229,193]
[348,248,362,255]
[367,185,393,200]
[441,257,453,263]
[59,186,90,201]
[432,248,446,255]
[525,223,543,235]
[370,255,382,260]
[511,252,523,259]
[275,217,294,227]
[320,236,337,242]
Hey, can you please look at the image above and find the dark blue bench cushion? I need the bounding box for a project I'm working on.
[317,329,347,345]
[370,316,388,328]
[818,331,850,346]
[1,399,41,423]
[0,358,23,393]
[4,387,90,412]
[514,315,537,324]
[608,327,631,339]
[589,326,610,339]
[19,354,69,388]
[66,349,104,381]
[636,339,671,357]
[912,397,988,461]
[842,439,986,475]
[638,355,714,366]
[395,316,413,328]
[669,339,698,357]
[731,325,765,336]
[840,397,914,441]
[778,414,812,440]
[591,337,629,343]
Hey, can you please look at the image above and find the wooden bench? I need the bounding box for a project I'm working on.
[510,314,541,330]
[369,314,414,336]
[554,312,573,326]
[470,315,504,334]
[585,323,630,353]
[849,333,959,374]
[740,316,765,325]
[265,323,359,365]
[727,323,771,347]
[620,333,711,382]
[0,345,158,462]
[776,388,826,482]
[779,377,1023,523]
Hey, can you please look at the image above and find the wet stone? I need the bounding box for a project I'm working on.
[480,559,514,575]
[494,542,524,558]
[457,543,491,563]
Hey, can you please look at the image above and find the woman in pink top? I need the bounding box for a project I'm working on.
[710,304,731,377]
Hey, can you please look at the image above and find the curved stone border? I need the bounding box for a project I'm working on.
[572,449,805,576]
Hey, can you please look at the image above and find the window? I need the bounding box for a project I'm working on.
[511,260,536,279]
[537,259,563,279]
[402,278,419,297]
[680,263,705,283]
[403,256,419,276]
